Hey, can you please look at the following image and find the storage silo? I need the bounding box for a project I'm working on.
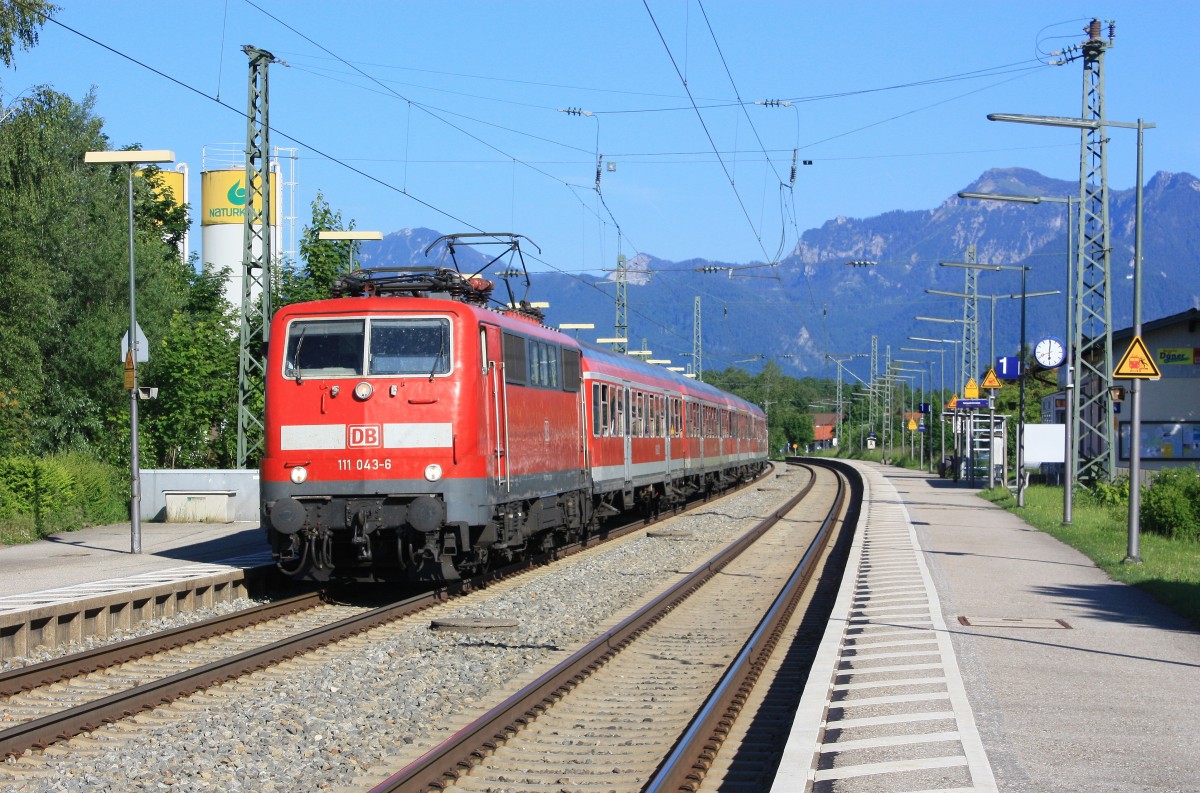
[201,166,281,310]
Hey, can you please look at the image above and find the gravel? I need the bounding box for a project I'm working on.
[0,479,798,791]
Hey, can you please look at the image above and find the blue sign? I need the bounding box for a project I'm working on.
[956,398,990,409]
[918,424,927,433]
[867,432,877,439]
[918,402,931,414]
[996,356,1021,379]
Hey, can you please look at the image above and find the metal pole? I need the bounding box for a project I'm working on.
[1017,265,1028,507]
[1064,198,1075,524]
[939,348,945,468]
[127,164,141,554]
[1125,120,1145,563]
[988,400,996,490]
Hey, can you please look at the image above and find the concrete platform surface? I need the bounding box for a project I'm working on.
[890,463,1200,792]
[773,460,1199,792]
[0,520,268,599]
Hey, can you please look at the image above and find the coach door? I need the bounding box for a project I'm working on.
[482,324,508,491]
[673,395,685,478]
[620,386,632,486]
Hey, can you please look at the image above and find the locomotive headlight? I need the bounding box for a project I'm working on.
[289,465,308,484]
[354,381,374,400]
[424,463,443,482]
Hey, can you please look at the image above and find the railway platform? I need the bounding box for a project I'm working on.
[773,460,1200,792]
[0,520,270,659]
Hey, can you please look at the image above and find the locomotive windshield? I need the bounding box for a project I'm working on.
[284,316,452,379]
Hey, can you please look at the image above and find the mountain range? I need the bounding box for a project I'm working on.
[359,168,1200,378]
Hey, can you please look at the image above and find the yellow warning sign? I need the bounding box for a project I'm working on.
[1113,335,1162,379]
[907,418,917,431]
[964,378,980,399]
[946,394,959,409]
[123,350,136,390]
[981,368,1002,389]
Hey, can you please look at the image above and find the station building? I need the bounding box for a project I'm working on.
[1042,308,1200,473]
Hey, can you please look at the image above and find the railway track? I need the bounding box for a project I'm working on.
[367,461,852,793]
[0,469,775,768]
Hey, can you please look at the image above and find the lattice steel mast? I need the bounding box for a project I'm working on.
[612,253,628,354]
[237,46,276,468]
[960,244,979,387]
[1072,20,1116,484]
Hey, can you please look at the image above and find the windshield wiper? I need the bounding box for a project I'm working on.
[291,328,307,384]
[429,326,446,382]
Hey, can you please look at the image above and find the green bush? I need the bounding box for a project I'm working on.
[57,452,128,526]
[1089,476,1130,509]
[0,454,127,542]
[1141,467,1200,542]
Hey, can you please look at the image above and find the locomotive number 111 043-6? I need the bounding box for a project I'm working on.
[337,458,393,472]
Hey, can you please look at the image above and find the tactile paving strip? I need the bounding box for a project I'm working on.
[772,467,997,792]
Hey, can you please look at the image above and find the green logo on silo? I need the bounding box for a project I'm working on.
[227,180,247,205]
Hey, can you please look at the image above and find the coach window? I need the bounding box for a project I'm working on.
[616,388,626,437]
[543,343,559,387]
[562,348,581,392]
[592,383,602,436]
[502,332,526,385]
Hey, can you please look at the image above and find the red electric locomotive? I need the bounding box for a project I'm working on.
[260,234,767,582]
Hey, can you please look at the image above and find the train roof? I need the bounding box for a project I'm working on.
[272,294,762,417]
[577,339,763,416]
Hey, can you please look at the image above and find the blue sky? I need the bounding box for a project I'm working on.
[3,1,1195,273]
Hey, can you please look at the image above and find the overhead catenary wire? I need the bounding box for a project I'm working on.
[642,0,774,268]
[242,0,643,264]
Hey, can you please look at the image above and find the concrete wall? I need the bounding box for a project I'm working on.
[140,469,260,522]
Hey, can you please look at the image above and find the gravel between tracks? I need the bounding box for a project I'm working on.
[0,476,803,792]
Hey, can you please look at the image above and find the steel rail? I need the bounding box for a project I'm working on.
[0,466,772,761]
[0,589,324,697]
[370,464,821,793]
[0,586,444,759]
[646,460,848,791]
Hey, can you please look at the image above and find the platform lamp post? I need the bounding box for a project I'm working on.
[909,337,960,475]
[942,261,1031,505]
[895,366,926,467]
[927,288,1059,491]
[958,190,1078,523]
[902,349,940,470]
[986,113,1154,494]
[84,149,176,554]
[317,229,383,273]
[558,323,595,339]
[914,317,967,388]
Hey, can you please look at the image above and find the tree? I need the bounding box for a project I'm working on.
[142,261,239,468]
[278,191,355,306]
[0,88,193,460]
[0,0,56,69]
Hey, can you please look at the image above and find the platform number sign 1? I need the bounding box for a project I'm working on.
[996,356,1021,380]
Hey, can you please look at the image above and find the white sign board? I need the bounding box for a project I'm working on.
[1023,423,1065,469]
[120,323,149,364]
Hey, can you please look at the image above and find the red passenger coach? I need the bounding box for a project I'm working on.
[581,344,767,519]
[260,234,766,583]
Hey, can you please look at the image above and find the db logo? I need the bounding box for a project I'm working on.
[349,425,381,447]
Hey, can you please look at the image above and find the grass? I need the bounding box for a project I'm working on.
[979,483,1200,628]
